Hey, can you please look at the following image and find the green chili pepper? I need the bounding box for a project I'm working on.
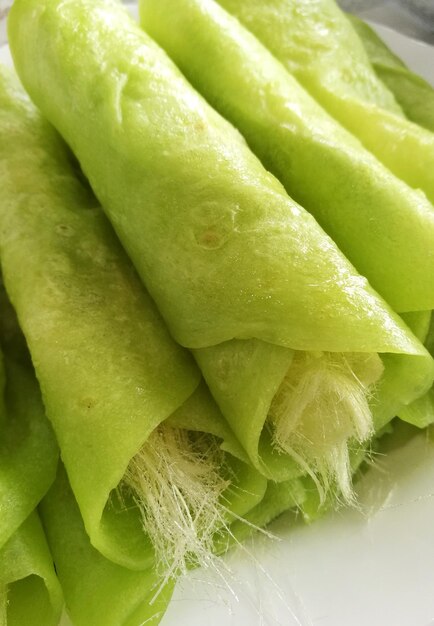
[214,0,434,206]
[39,467,173,626]
[0,64,267,575]
[0,512,63,626]
[8,0,434,499]
[348,15,434,133]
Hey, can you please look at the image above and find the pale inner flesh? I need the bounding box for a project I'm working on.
[269,351,383,502]
[121,426,230,581]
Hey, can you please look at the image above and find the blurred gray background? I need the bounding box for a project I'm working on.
[1,1,434,46]
[338,0,434,43]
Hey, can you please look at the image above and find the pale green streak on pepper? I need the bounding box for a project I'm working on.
[7,0,426,350]
[0,513,63,626]
[349,15,434,134]
[216,0,434,208]
[140,0,434,316]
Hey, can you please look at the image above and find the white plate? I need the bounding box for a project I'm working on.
[372,22,434,83]
[161,433,434,626]
[2,12,434,626]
